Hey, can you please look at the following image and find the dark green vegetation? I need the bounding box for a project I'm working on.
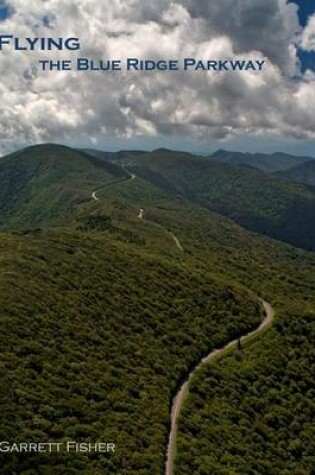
[0,228,261,475]
[123,149,315,251]
[81,148,146,162]
[175,313,315,475]
[276,160,315,187]
[211,149,314,173]
[0,143,314,474]
[0,144,127,229]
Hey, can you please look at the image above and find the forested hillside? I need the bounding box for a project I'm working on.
[0,144,127,229]
[0,143,314,475]
[0,228,261,475]
[210,149,314,172]
[275,160,315,187]
[122,149,315,251]
[175,312,315,475]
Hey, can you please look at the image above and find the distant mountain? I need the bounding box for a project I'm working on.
[1,144,315,251]
[123,148,315,251]
[211,149,314,173]
[275,160,315,187]
[1,142,315,475]
[82,148,146,161]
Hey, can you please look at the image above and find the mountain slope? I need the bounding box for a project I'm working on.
[0,227,261,475]
[123,149,315,251]
[2,144,315,251]
[275,160,315,187]
[175,312,315,475]
[0,143,315,475]
[0,144,127,229]
[211,149,314,172]
[82,148,147,161]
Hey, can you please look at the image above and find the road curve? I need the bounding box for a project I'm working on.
[91,191,99,201]
[90,167,184,252]
[123,164,136,180]
[90,164,136,202]
[165,299,275,475]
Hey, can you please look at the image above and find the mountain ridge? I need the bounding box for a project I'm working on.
[116,148,315,251]
[0,142,314,475]
[1,143,315,252]
[210,149,315,172]
[275,159,315,187]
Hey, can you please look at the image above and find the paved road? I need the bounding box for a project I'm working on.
[165,299,275,475]
[91,164,136,202]
[90,167,184,252]
[123,164,136,180]
[91,191,99,201]
[169,232,184,252]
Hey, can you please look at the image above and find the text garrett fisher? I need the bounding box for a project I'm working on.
[0,441,115,454]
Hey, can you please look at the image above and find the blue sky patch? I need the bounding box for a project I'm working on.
[289,1,315,72]
[0,7,9,20]
[289,0,315,26]
[298,50,315,73]
[0,0,11,21]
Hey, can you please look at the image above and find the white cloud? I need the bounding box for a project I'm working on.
[0,0,314,154]
[301,14,315,52]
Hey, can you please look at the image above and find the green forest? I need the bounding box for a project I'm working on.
[0,229,261,474]
[0,144,314,474]
[175,313,315,475]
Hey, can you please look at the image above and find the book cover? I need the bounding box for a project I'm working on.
[0,1,314,474]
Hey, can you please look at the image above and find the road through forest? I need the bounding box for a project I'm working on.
[165,299,275,475]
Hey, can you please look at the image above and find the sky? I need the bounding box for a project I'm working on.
[0,0,315,156]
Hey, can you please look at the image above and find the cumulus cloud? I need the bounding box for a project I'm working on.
[301,13,315,51]
[184,0,301,75]
[0,0,314,154]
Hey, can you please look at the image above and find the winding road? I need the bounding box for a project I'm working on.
[122,164,136,180]
[91,191,99,201]
[165,299,275,475]
[90,165,184,252]
[90,164,136,203]
[89,164,273,475]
